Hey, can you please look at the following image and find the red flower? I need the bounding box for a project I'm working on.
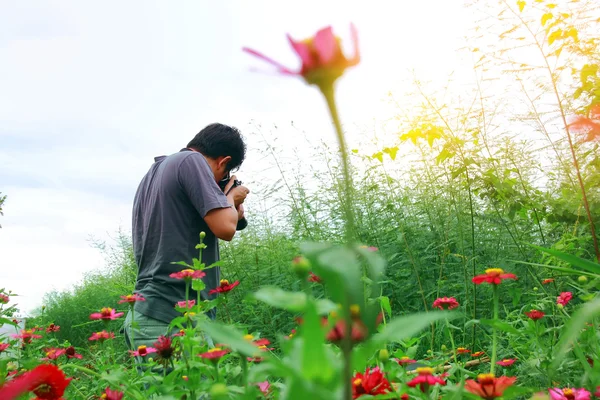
[406,367,446,392]
[542,278,555,285]
[0,343,9,354]
[525,310,545,320]
[432,297,460,310]
[0,364,71,400]
[129,345,157,357]
[395,356,417,366]
[172,329,186,337]
[557,292,573,306]
[0,294,9,304]
[89,307,124,321]
[153,336,175,361]
[308,272,322,283]
[118,294,146,304]
[12,329,43,345]
[208,279,240,295]
[88,331,115,342]
[359,245,378,252]
[243,24,359,88]
[352,367,390,398]
[42,348,66,361]
[169,268,205,280]
[45,324,60,333]
[496,358,517,367]
[176,300,196,309]
[568,104,600,142]
[64,346,83,359]
[472,351,486,357]
[101,388,124,400]
[199,347,229,362]
[457,347,471,354]
[465,374,517,399]
[473,268,517,285]
[326,319,368,344]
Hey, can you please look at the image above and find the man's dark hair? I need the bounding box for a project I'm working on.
[187,123,246,171]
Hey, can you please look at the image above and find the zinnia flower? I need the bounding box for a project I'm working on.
[557,292,573,307]
[46,324,60,333]
[496,358,517,367]
[101,388,124,400]
[406,367,446,392]
[129,345,157,357]
[549,387,591,400]
[465,374,517,399]
[89,307,124,321]
[256,381,270,396]
[395,356,417,366]
[153,336,175,361]
[65,346,83,359]
[12,329,43,345]
[176,300,196,309]
[457,347,471,354]
[542,278,555,284]
[0,364,71,400]
[89,331,115,342]
[472,268,517,285]
[433,297,460,310]
[0,293,9,303]
[568,104,600,142]
[118,294,146,304]
[42,348,66,361]
[199,347,229,362]
[359,245,378,251]
[472,351,486,357]
[0,343,9,353]
[243,24,359,88]
[169,268,205,280]
[308,272,322,283]
[525,310,545,320]
[352,367,390,398]
[208,279,240,295]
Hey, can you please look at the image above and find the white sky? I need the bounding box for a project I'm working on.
[0,1,471,315]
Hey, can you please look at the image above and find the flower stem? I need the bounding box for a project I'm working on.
[445,317,457,362]
[130,305,136,350]
[490,284,499,374]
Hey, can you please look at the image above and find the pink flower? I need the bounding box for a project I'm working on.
[406,367,446,392]
[176,300,196,309]
[432,297,460,310]
[89,307,124,321]
[169,268,205,280]
[89,331,115,342]
[0,294,9,304]
[243,24,359,88]
[46,323,60,333]
[0,343,9,353]
[199,347,230,362]
[118,294,146,304]
[568,104,600,142]
[42,348,66,361]
[11,329,42,345]
[496,358,517,367]
[395,356,417,366]
[256,381,270,396]
[208,279,240,295]
[65,346,83,359]
[129,345,157,357]
[359,245,378,252]
[549,387,591,400]
[472,268,517,285]
[557,292,573,306]
[102,388,124,400]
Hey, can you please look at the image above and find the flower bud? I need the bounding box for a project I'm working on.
[557,304,564,309]
[578,275,588,283]
[427,349,432,354]
[533,287,538,291]
[209,383,229,399]
[292,256,310,279]
[378,349,390,363]
[441,344,448,351]
[200,231,206,240]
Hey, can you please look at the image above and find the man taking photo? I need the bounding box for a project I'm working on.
[124,123,249,350]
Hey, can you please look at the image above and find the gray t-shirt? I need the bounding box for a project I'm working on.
[132,148,232,323]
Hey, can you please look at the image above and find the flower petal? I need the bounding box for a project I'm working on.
[313,26,338,65]
[242,47,298,75]
[286,36,315,69]
[349,23,360,65]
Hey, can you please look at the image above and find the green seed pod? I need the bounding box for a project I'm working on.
[378,349,390,363]
[578,275,588,283]
[292,256,311,279]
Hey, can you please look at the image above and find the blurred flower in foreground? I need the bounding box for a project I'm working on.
[465,374,517,400]
[568,104,600,142]
[351,367,390,399]
[243,24,359,89]
[549,387,591,400]
[101,387,124,400]
[0,364,72,399]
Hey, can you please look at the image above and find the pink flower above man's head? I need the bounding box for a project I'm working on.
[243,24,359,87]
[89,331,115,342]
[557,292,573,306]
[549,387,591,400]
[199,347,230,362]
[169,269,206,280]
[90,307,124,321]
[568,104,600,142]
[472,268,517,285]
[542,278,555,284]
[118,294,146,304]
[432,297,460,310]
[208,279,240,295]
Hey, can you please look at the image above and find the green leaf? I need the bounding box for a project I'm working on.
[200,321,263,357]
[436,148,455,164]
[379,296,392,317]
[191,279,205,292]
[552,297,600,370]
[253,287,336,315]
[541,12,553,26]
[479,319,521,335]
[528,244,600,275]
[301,301,332,381]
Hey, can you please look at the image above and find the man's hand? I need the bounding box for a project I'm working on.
[225,175,249,208]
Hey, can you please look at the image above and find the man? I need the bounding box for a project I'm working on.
[124,123,249,350]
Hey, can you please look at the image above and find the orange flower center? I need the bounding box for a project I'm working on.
[220,279,229,286]
[416,367,434,376]
[401,356,410,360]
[350,304,360,317]
[243,334,254,341]
[485,268,504,275]
[101,394,108,399]
[208,347,222,353]
[258,345,267,350]
[101,307,113,314]
[353,378,362,386]
[182,269,194,274]
[477,373,496,384]
[563,388,574,397]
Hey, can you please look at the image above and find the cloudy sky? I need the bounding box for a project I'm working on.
[0,1,470,314]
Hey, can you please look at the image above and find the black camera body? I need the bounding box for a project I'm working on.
[218,178,242,194]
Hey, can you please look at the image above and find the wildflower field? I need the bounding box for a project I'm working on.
[1,0,600,399]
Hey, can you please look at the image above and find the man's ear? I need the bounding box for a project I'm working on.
[219,156,232,170]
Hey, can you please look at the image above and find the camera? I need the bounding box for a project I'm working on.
[218,178,242,194]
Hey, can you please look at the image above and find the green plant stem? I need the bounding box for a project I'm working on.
[445,317,457,363]
[490,285,499,374]
[130,305,136,350]
[241,356,248,386]
[321,82,355,400]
